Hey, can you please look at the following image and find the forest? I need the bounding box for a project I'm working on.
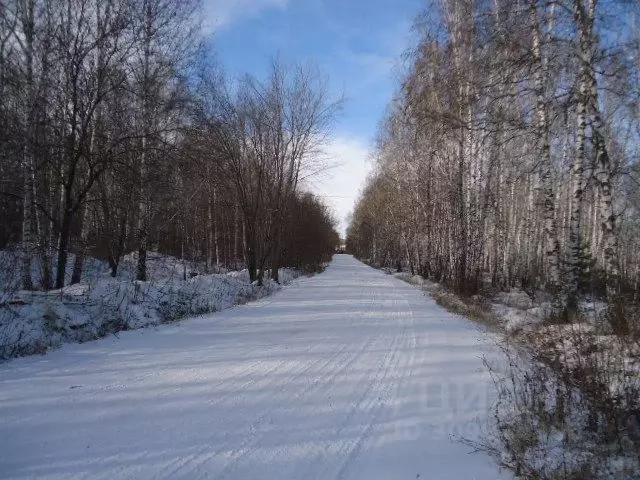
[0,0,340,292]
[347,0,639,319]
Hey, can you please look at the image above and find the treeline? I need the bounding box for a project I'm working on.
[347,0,640,315]
[0,0,339,290]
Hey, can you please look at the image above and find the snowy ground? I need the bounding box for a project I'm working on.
[0,255,508,480]
[0,250,299,359]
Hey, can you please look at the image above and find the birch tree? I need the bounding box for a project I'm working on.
[347,0,640,318]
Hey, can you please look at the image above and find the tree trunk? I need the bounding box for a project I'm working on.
[593,126,619,296]
[245,220,258,282]
[55,203,73,289]
[530,0,560,290]
[567,67,588,319]
[38,164,54,290]
[577,0,620,297]
[270,227,283,283]
[206,180,213,273]
[71,203,89,284]
[136,2,153,282]
[108,213,127,277]
[20,0,37,291]
[457,133,468,292]
[137,240,147,282]
[213,187,220,268]
[21,162,36,291]
[233,203,239,269]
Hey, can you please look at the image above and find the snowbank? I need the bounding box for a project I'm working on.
[0,251,301,360]
[386,266,640,477]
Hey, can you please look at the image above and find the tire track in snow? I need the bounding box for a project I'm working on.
[202,325,383,480]
[161,280,380,479]
[270,279,411,480]
[332,285,410,479]
[155,341,326,479]
[0,256,507,480]
[203,280,390,479]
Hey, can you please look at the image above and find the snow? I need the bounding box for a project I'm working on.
[493,289,534,310]
[0,250,300,360]
[392,272,427,286]
[0,249,110,302]
[0,255,508,480]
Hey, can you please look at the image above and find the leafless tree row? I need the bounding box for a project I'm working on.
[347,0,640,316]
[195,61,340,283]
[0,0,338,290]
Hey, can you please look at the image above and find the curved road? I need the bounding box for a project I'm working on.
[0,255,507,479]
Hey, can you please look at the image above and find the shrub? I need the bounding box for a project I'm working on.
[483,321,640,479]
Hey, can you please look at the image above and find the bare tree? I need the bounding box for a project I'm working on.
[348,0,639,319]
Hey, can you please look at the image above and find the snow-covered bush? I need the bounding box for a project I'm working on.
[494,289,534,310]
[482,310,640,479]
[0,252,301,361]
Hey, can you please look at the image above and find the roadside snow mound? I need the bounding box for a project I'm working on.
[0,251,300,360]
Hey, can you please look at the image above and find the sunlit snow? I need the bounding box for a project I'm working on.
[0,255,507,479]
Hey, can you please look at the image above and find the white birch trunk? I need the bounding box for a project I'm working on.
[530,0,560,289]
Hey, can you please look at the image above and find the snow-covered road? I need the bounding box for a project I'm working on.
[0,255,507,479]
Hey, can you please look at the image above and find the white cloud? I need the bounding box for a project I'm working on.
[307,136,374,238]
[203,0,289,32]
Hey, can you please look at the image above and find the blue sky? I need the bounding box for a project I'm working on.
[204,0,422,235]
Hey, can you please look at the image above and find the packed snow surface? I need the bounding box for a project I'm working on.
[0,255,507,479]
